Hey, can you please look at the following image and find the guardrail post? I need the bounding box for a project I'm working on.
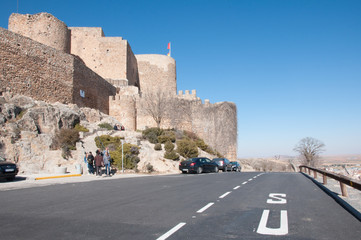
[313,171,317,179]
[322,174,327,185]
[340,182,348,197]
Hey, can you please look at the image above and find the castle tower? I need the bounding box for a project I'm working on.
[8,13,70,53]
[69,27,140,88]
[136,54,176,96]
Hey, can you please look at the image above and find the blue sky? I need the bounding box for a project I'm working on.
[1,0,360,158]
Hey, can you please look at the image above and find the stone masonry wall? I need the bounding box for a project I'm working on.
[134,94,237,160]
[126,43,140,87]
[70,27,139,87]
[109,86,139,130]
[73,57,116,114]
[8,13,70,53]
[0,27,73,103]
[4,12,237,159]
[0,27,116,113]
[136,54,177,96]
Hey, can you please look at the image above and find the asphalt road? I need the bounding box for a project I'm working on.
[0,172,360,239]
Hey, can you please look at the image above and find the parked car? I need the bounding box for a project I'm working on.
[179,157,219,174]
[230,161,242,172]
[212,158,232,172]
[0,156,18,181]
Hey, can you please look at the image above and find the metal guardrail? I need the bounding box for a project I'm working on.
[299,165,361,197]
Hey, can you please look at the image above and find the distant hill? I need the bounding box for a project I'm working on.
[320,154,361,165]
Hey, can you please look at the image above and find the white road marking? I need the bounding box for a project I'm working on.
[196,202,214,213]
[267,193,287,204]
[257,210,288,236]
[248,178,253,181]
[157,222,186,240]
[253,176,257,179]
[242,181,247,185]
[233,186,240,190]
[219,191,232,199]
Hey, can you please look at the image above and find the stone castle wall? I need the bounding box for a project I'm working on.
[72,57,117,114]
[136,54,177,96]
[109,86,139,130]
[126,44,140,87]
[3,12,237,160]
[70,27,139,87]
[8,13,70,53]
[0,27,73,103]
[130,95,237,160]
[0,27,116,113]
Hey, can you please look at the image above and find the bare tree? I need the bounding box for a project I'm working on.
[141,89,169,128]
[293,137,325,167]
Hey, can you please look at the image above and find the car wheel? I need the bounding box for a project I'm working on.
[197,167,202,174]
[223,168,227,172]
[214,166,219,173]
[181,171,187,174]
[6,176,15,181]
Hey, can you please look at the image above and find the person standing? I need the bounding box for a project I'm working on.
[103,150,111,176]
[95,150,104,176]
[87,152,95,174]
[84,152,88,164]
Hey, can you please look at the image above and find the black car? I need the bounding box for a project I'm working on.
[230,161,242,172]
[0,156,18,181]
[212,158,232,172]
[179,157,219,174]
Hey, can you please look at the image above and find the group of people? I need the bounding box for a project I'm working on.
[84,148,111,176]
[113,124,125,131]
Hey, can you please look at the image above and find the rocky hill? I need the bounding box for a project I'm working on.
[0,93,217,174]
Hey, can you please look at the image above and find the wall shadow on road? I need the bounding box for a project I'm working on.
[300,172,361,222]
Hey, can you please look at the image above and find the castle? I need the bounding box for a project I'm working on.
[0,13,237,160]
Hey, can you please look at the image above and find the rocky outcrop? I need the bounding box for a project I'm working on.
[0,94,121,174]
[0,93,220,175]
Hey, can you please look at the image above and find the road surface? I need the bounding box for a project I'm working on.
[0,172,360,239]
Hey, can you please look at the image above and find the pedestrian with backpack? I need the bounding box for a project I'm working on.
[87,152,95,174]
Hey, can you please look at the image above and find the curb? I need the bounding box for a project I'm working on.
[35,174,82,180]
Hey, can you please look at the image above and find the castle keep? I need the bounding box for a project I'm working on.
[0,13,237,160]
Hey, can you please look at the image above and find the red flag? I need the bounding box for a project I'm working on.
[167,42,171,49]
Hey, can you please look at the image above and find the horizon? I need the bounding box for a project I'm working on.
[1,0,360,158]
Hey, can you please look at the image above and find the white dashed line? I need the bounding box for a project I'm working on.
[219,191,232,199]
[248,178,253,181]
[242,181,247,185]
[157,222,186,240]
[196,202,214,213]
[233,186,240,190]
[253,176,257,179]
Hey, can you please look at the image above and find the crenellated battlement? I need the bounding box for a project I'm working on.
[178,89,197,99]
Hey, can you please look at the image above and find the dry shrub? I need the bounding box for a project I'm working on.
[51,128,80,159]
